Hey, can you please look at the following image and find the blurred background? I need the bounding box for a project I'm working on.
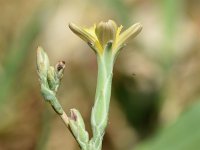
[0,0,200,149]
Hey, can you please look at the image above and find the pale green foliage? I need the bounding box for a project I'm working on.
[37,20,142,150]
[36,47,65,115]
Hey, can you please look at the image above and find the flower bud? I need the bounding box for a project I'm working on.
[69,109,89,146]
[95,20,117,48]
[36,47,49,78]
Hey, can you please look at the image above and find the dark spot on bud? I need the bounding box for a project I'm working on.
[88,42,94,47]
[70,110,77,121]
[56,61,65,72]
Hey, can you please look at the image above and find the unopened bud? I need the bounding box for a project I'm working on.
[69,109,86,129]
[69,109,89,146]
[95,20,117,48]
[36,47,49,78]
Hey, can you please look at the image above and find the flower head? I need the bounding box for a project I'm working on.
[69,20,142,55]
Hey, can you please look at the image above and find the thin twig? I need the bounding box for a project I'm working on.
[60,111,69,127]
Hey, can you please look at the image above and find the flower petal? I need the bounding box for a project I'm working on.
[69,23,97,44]
[113,25,123,49]
[117,23,142,47]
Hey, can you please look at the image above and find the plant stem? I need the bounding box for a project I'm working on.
[90,45,115,150]
[60,111,69,127]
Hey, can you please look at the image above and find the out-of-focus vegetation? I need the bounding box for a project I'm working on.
[0,0,200,150]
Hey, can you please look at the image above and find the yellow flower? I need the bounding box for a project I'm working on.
[69,20,142,55]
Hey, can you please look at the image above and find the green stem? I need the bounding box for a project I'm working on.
[90,45,115,150]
